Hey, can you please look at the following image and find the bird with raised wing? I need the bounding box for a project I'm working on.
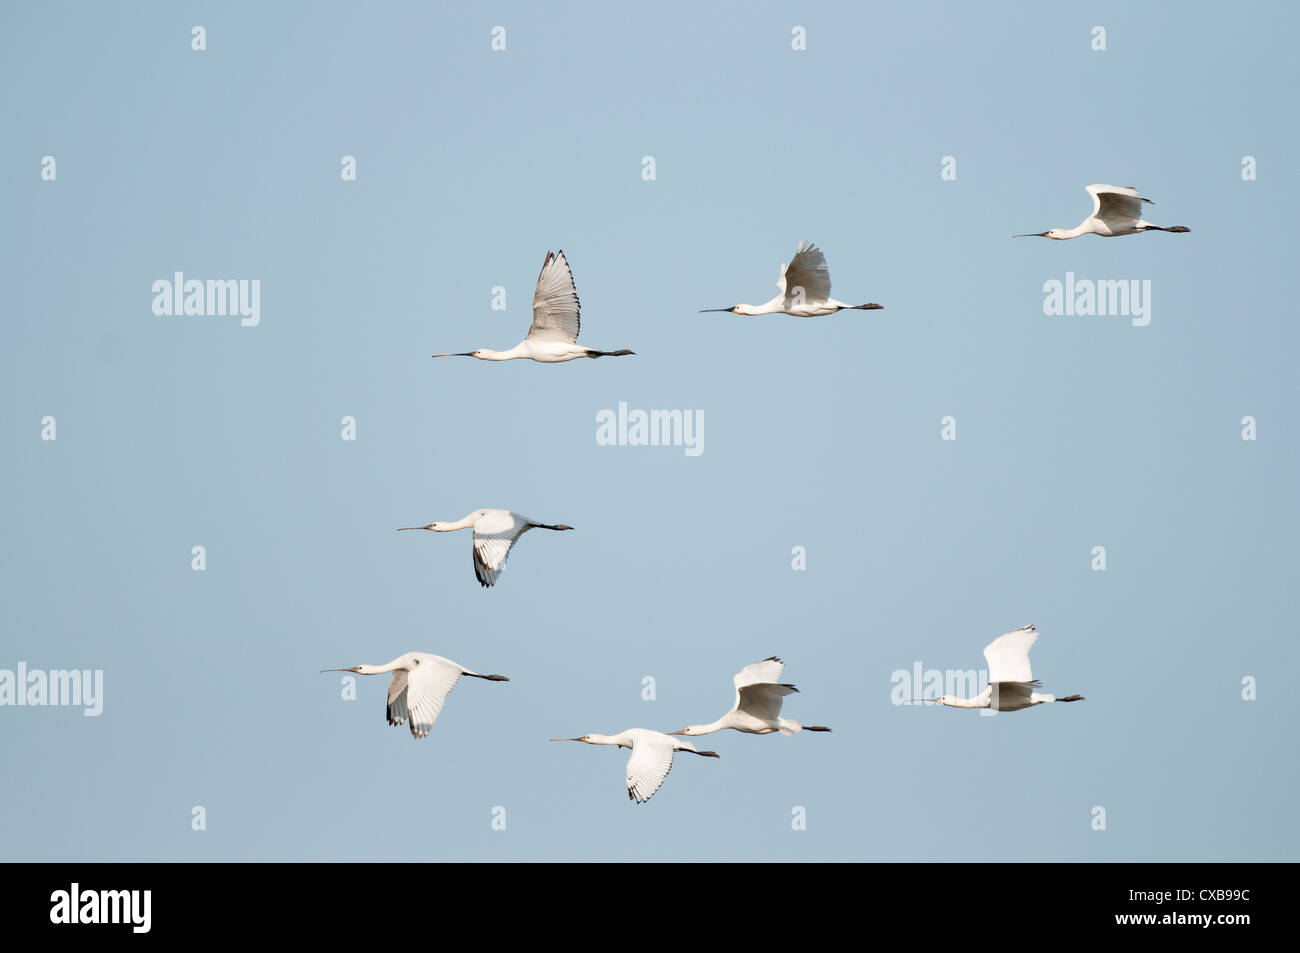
[700,240,882,317]
[1014,184,1190,239]
[550,729,719,804]
[672,657,832,736]
[917,625,1084,711]
[398,509,573,588]
[433,250,634,362]
[320,652,508,739]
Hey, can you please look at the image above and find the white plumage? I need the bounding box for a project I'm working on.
[673,657,832,736]
[433,250,634,362]
[700,241,882,317]
[321,652,509,739]
[551,728,720,804]
[1015,184,1191,239]
[398,508,573,588]
[926,625,1085,712]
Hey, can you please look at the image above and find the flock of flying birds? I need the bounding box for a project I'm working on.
[322,183,1185,803]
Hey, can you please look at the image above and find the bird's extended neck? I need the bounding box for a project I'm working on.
[479,345,526,361]
[941,689,992,709]
[736,300,785,316]
[330,655,410,676]
[681,719,727,736]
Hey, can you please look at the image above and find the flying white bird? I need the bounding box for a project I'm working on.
[398,509,573,588]
[671,657,832,736]
[433,250,634,362]
[1014,185,1191,239]
[550,729,719,804]
[918,625,1084,711]
[320,652,508,739]
[700,240,883,317]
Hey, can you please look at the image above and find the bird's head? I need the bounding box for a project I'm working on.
[934,695,953,706]
[669,726,704,736]
[320,665,364,675]
[550,735,594,744]
[699,305,741,315]
[396,523,436,532]
[1013,229,1064,240]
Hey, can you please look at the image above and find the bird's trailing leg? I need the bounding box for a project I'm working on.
[585,349,636,358]
[1057,694,1085,702]
[850,303,884,310]
[682,749,721,758]
[803,725,833,732]
[1139,225,1191,233]
[465,673,510,681]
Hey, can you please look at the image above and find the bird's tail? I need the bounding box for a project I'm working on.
[586,349,636,358]
[778,718,800,736]
[1057,694,1085,702]
[851,303,884,310]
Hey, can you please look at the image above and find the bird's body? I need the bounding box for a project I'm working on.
[434,250,634,363]
[398,508,572,588]
[673,657,832,736]
[929,625,1084,712]
[700,241,882,317]
[320,652,508,739]
[551,728,719,804]
[1015,184,1191,240]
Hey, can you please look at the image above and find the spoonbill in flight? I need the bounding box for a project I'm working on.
[320,652,508,739]
[700,240,882,317]
[433,250,634,362]
[550,729,719,804]
[671,657,832,736]
[1014,185,1191,239]
[920,625,1084,711]
[398,509,573,588]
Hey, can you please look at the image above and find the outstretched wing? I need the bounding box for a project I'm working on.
[386,669,409,728]
[780,241,832,306]
[733,657,790,717]
[528,250,581,343]
[736,682,796,723]
[1086,184,1150,227]
[403,656,465,739]
[729,657,793,723]
[626,734,675,804]
[983,625,1038,685]
[734,657,786,689]
[471,511,528,588]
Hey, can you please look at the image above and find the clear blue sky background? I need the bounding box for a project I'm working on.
[2,1,1296,861]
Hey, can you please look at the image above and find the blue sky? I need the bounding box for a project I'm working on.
[1,1,1295,861]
